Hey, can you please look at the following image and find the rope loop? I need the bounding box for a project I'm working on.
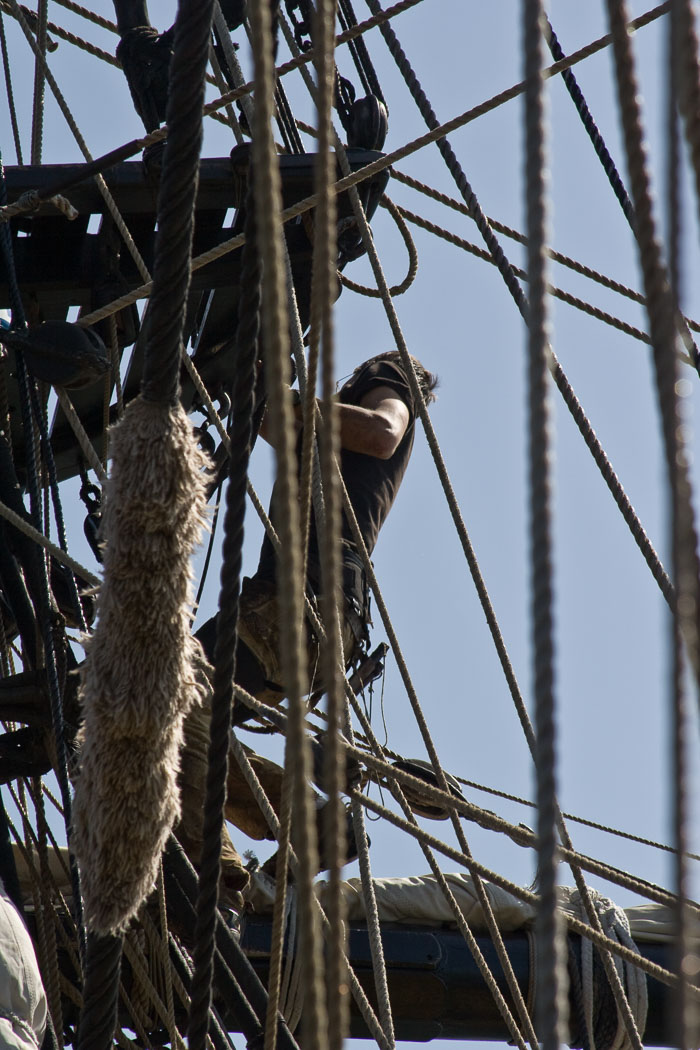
[338,196,417,298]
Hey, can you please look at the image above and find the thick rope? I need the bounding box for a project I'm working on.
[523,8,566,1048]
[140,0,214,402]
[666,13,695,1045]
[306,17,650,1047]
[76,933,124,1050]
[282,77,538,1050]
[351,9,651,1043]
[73,14,211,1006]
[187,189,259,1050]
[277,23,400,1044]
[605,1,700,693]
[250,2,329,1047]
[311,2,348,1048]
[674,0,700,259]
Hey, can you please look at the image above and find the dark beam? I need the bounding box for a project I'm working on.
[240,917,675,1046]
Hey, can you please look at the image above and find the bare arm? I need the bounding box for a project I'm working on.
[259,385,409,459]
[335,385,409,459]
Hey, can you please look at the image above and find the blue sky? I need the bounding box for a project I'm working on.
[2,2,700,1047]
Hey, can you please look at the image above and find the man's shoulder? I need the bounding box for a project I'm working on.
[342,357,415,411]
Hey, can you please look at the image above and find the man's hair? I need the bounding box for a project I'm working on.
[357,350,438,407]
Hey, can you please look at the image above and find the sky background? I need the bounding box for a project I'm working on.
[2,2,700,1047]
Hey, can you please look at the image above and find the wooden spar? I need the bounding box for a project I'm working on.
[239,916,674,1046]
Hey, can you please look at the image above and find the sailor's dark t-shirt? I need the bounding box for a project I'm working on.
[256,357,418,585]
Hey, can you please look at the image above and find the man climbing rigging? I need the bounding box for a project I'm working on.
[178,350,438,897]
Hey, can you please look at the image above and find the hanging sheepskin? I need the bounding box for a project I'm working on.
[73,396,210,934]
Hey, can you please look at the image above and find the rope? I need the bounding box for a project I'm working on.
[394,203,656,347]
[121,924,183,1046]
[331,686,537,1050]
[250,4,330,1050]
[350,786,693,995]
[608,4,699,1043]
[188,194,259,1050]
[30,386,88,634]
[447,771,700,861]
[24,784,65,1047]
[605,1,700,697]
[383,10,652,1036]
[54,389,108,483]
[6,0,151,284]
[544,15,634,226]
[2,157,87,953]
[51,0,116,32]
[0,0,424,230]
[0,11,23,163]
[337,0,386,105]
[310,2,348,1048]
[227,729,393,1050]
[169,933,233,1050]
[30,0,48,164]
[666,16,696,1045]
[264,773,293,1050]
[0,499,100,586]
[295,14,654,1047]
[272,46,539,1041]
[523,6,566,1050]
[390,165,699,332]
[675,0,700,257]
[76,933,124,1050]
[366,1,678,626]
[570,890,648,1050]
[275,24,402,1045]
[289,34,541,1041]
[139,0,213,403]
[156,866,180,1048]
[544,12,700,370]
[338,196,418,298]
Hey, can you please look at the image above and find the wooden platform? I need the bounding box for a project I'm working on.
[1,149,388,480]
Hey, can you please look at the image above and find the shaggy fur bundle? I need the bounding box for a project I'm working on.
[73,397,211,934]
